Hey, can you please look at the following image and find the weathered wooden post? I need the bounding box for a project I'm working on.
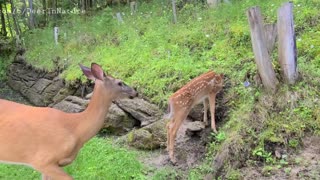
[116,12,124,23]
[207,0,219,8]
[54,26,59,45]
[277,2,297,84]
[130,1,137,15]
[264,23,277,54]
[247,7,278,92]
[207,0,230,8]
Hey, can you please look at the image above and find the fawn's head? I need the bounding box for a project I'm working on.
[80,63,138,99]
[212,73,224,92]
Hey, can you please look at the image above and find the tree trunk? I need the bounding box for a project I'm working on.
[172,0,177,24]
[82,0,86,12]
[4,2,13,37]
[0,3,7,36]
[247,7,278,92]
[10,0,21,37]
[21,0,27,17]
[42,0,47,26]
[92,0,95,8]
[54,0,58,19]
[28,0,35,29]
[277,2,297,84]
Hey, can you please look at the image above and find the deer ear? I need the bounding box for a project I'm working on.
[79,64,95,80]
[214,74,222,83]
[220,73,224,79]
[91,63,105,81]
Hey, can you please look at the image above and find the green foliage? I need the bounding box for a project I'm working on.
[225,169,242,180]
[0,54,13,80]
[261,166,275,176]
[152,168,181,180]
[213,131,227,143]
[0,138,145,179]
[252,147,275,164]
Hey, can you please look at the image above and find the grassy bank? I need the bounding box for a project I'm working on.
[23,0,319,106]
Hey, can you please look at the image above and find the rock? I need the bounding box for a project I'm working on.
[188,104,205,121]
[51,96,88,113]
[52,95,137,135]
[33,78,52,93]
[126,119,168,150]
[103,104,136,134]
[116,98,164,126]
[186,121,205,137]
[6,61,68,106]
[127,129,154,149]
[52,87,78,105]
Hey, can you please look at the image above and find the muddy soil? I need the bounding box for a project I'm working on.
[139,118,211,172]
[242,136,320,180]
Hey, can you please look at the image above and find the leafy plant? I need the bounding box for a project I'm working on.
[252,147,275,164]
[212,131,227,143]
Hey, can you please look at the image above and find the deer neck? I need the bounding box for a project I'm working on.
[77,81,113,143]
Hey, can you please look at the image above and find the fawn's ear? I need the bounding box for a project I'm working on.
[214,73,223,83]
[220,73,224,79]
[91,63,105,81]
[79,64,95,80]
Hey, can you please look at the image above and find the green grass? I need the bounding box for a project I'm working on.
[22,0,320,107]
[0,138,146,180]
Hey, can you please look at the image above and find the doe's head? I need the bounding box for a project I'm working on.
[80,63,138,99]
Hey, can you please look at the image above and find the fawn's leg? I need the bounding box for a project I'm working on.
[166,102,174,152]
[208,93,218,133]
[203,98,209,126]
[166,121,172,152]
[168,110,189,164]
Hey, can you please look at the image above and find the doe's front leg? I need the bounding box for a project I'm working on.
[38,165,73,180]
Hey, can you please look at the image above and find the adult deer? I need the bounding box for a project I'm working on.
[166,71,224,163]
[0,63,138,180]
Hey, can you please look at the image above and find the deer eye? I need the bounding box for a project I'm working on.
[118,82,123,86]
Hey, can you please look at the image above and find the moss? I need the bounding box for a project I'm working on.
[225,169,242,180]
[127,130,135,143]
[131,129,155,149]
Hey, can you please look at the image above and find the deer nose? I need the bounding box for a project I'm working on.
[129,91,138,99]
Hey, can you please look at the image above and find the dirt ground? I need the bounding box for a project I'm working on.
[140,118,320,180]
[241,136,320,180]
[140,118,210,171]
